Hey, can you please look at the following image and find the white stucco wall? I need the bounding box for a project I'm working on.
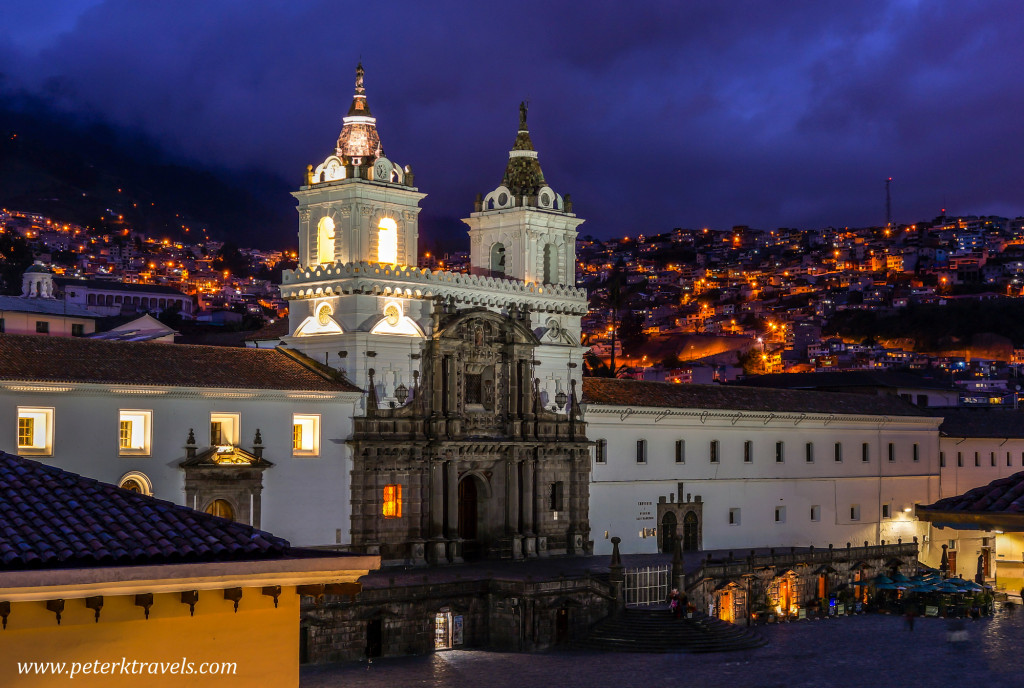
[0,384,358,547]
[584,403,941,555]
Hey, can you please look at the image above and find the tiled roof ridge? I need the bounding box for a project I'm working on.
[274,344,358,387]
[0,451,292,571]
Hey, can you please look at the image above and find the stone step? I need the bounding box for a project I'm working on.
[576,609,766,654]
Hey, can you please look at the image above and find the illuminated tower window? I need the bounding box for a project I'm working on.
[378,217,398,264]
[317,216,335,264]
[382,484,402,518]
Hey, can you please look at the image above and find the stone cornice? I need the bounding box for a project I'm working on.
[282,261,587,315]
[581,403,943,428]
[0,381,361,402]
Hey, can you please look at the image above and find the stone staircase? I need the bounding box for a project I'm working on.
[576,607,767,654]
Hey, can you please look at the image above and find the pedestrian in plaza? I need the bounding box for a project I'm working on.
[680,591,689,618]
[668,588,681,618]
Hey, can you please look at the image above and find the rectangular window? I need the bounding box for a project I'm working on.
[595,439,607,464]
[958,452,963,468]
[728,508,741,525]
[810,505,821,522]
[675,439,685,463]
[1008,452,1013,468]
[850,504,861,521]
[913,443,920,462]
[990,452,996,467]
[775,441,784,463]
[888,443,895,462]
[805,442,814,463]
[0,317,5,333]
[775,506,786,523]
[16,407,53,456]
[465,374,483,405]
[36,321,49,334]
[743,440,753,463]
[550,482,565,511]
[940,452,946,468]
[834,442,842,462]
[862,443,870,463]
[882,504,890,519]
[292,413,321,456]
[210,413,240,447]
[117,410,152,456]
[636,440,647,464]
[71,323,84,337]
[382,484,402,519]
[974,452,980,467]
[710,440,720,463]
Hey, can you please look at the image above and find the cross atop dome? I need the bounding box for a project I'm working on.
[502,100,547,198]
[336,62,383,160]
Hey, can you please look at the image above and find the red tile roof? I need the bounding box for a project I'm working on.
[0,333,359,392]
[922,472,1024,515]
[581,377,927,416]
[0,452,291,570]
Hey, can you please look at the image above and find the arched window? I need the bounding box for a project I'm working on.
[205,499,235,521]
[317,216,335,265]
[491,243,506,275]
[377,217,398,264]
[118,471,153,496]
[543,243,558,284]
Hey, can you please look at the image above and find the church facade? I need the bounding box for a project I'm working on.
[280,65,592,564]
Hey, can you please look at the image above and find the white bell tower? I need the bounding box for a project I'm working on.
[293,64,425,269]
[463,102,583,286]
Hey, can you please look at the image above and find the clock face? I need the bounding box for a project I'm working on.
[374,159,390,181]
[385,304,400,326]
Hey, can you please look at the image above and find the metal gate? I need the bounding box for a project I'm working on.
[623,565,671,607]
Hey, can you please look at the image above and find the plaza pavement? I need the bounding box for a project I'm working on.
[302,602,1024,688]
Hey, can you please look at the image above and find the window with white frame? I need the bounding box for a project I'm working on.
[775,441,784,463]
[834,442,842,462]
[913,443,920,462]
[743,440,752,463]
[118,410,152,456]
[636,439,647,464]
[17,407,53,456]
[888,443,895,462]
[595,439,607,463]
[810,505,821,521]
[775,506,786,523]
[862,443,870,463]
[805,442,814,463]
[675,439,685,463]
[210,412,240,447]
[728,508,741,525]
[850,504,861,521]
[882,503,891,519]
[710,439,720,463]
[292,414,321,456]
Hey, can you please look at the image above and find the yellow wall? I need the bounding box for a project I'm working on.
[0,586,299,688]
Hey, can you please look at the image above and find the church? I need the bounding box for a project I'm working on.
[279,64,592,564]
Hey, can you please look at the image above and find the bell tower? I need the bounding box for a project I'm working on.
[293,64,425,269]
[464,102,583,286]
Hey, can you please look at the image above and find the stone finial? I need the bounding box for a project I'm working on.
[305,164,313,186]
[519,100,528,129]
[186,428,196,459]
[564,193,573,213]
[187,428,196,445]
[254,429,263,446]
[610,536,622,568]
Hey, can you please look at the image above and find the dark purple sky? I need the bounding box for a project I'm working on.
[2,1,1024,242]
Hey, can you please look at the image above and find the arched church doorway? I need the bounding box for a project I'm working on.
[682,511,699,551]
[661,511,677,553]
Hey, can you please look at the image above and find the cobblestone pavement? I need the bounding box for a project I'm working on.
[301,603,1024,688]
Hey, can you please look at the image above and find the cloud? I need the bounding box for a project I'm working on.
[1,0,1023,242]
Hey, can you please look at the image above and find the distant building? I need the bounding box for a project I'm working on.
[56,277,194,318]
[0,266,96,337]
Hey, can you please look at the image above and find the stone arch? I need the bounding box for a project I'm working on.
[317,216,336,265]
[204,498,236,522]
[490,243,506,275]
[661,511,677,553]
[683,511,699,552]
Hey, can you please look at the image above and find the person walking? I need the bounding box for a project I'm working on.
[668,588,681,619]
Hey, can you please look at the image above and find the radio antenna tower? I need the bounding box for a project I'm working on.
[885,177,892,230]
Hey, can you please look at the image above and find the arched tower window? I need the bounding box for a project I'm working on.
[317,216,336,265]
[543,243,558,284]
[378,217,398,264]
[491,243,506,275]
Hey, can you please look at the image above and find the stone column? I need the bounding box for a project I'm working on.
[506,457,519,534]
[522,458,535,534]
[429,460,444,538]
[446,459,462,563]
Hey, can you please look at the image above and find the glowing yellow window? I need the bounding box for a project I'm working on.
[317,216,335,265]
[118,410,152,456]
[18,417,33,447]
[17,407,53,456]
[377,217,398,264]
[383,484,402,519]
[292,414,320,457]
